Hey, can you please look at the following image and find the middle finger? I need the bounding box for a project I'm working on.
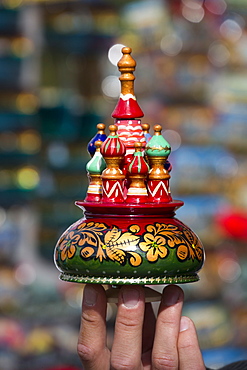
[111,285,145,370]
[152,285,184,370]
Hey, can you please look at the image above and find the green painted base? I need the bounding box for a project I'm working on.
[59,272,199,285]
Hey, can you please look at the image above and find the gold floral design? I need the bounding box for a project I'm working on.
[139,232,168,262]
[182,229,204,262]
[75,222,142,267]
[58,231,81,261]
[103,225,142,266]
[77,222,108,261]
[57,221,203,268]
[140,223,203,263]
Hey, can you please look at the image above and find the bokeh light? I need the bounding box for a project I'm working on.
[101,75,120,98]
[11,37,34,58]
[208,41,230,67]
[215,155,239,177]
[15,263,36,286]
[16,93,39,115]
[2,0,23,8]
[108,44,126,66]
[160,34,183,56]
[163,129,182,151]
[218,258,241,283]
[47,142,70,168]
[220,19,243,43]
[205,0,227,15]
[182,1,205,23]
[19,130,42,154]
[16,166,40,190]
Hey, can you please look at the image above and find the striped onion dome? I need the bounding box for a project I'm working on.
[100,125,126,158]
[128,142,149,175]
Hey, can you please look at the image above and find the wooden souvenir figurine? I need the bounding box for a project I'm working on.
[54,47,205,301]
[85,140,106,202]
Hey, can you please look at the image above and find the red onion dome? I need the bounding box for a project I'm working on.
[128,142,149,175]
[100,124,126,157]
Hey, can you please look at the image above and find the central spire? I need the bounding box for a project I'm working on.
[112,46,144,119]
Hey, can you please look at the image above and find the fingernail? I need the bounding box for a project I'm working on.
[122,287,140,308]
[83,285,97,306]
[180,316,190,332]
[163,286,181,306]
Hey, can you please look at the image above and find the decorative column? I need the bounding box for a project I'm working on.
[101,125,126,203]
[146,125,172,203]
[126,142,149,204]
[85,140,106,202]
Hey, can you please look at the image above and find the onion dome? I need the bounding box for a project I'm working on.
[112,47,144,119]
[101,124,126,158]
[87,123,107,157]
[128,142,149,175]
[86,140,106,175]
[145,124,171,158]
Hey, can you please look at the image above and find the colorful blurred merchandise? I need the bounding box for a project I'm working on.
[202,347,247,370]
[0,0,247,369]
[183,300,233,350]
[216,209,247,240]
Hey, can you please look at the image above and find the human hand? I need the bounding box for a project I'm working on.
[77,284,206,370]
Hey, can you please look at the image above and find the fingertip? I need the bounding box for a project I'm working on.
[180,316,191,332]
[161,284,184,307]
[82,284,106,307]
[119,285,145,308]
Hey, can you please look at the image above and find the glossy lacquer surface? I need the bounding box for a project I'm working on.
[54,201,204,285]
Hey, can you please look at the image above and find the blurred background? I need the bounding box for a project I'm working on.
[0,0,247,369]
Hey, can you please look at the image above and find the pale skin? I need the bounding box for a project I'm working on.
[77,284,206,370]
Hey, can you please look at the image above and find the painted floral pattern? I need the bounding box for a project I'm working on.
[58,231,81,261]
[56,221,203,267]
[140,223,203,263]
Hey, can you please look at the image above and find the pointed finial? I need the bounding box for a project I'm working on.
[118,47,136,96]
[142,123,150,133]
[154,124,162,135]
[112,47,144,119]
[134,142,142,152]
[97,123,106,133]
[109,124,118,136]
[95,140,103,151]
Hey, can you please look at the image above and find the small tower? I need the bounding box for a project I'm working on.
[112,47,146,182]
[85,140,106,202]
[146,125,172,203]
[87,123,107,157]
[101,125,126,203]
[112,46,144,120]
[126,142,149,204]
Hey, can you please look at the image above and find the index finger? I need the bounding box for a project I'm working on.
[77,284,110,370]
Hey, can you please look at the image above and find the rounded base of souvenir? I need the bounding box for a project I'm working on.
[54,201,204,287]
[59,272,199,285]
